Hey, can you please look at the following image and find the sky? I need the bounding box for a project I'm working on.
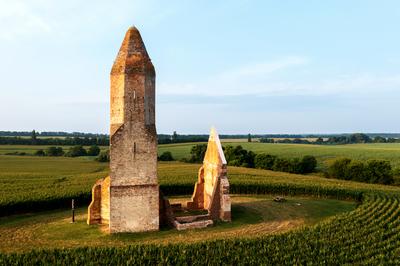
[0,0,399,134]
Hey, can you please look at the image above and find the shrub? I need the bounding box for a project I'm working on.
[96,150,110,162]
[254,154,276,170]
[224,145,255,168]
[34,149,46,156]
[45,146,64,156]
[158,151,174,161]
[87,145,100,156]
[327,158,394,185]
[187,144,207,163]
[327,158,351,179]
[272,158,292,172]
[65,145,87,157]
[5,151,27,156]
[364,159,393,185]
[345,160,366,182]
[300,155,317,173]
[289,158,303,173]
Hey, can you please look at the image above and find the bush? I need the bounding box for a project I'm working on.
[45,146,64,156]
[273,158,292,172]
[187,144,207,163]
[300,155,317,173]
[364,159,393,185]
[96,150,110,162]
[34,149,46,156]
[254,154,276,170]
[224,145,255,168]
[327,158,394,185]
[158,151,174,161]
[65,145,87,157]
[87,145,100,156]
[4,151,26,156]
[328,158,351,179]
[345,160,366,182]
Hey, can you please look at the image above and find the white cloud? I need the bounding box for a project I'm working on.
[218,56,308,80]
[158,56,400,97]
[159,56,310,96]
[0,0,51,40]
[0,0,171,41]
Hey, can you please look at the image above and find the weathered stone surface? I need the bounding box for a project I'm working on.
[87,26,159,233]
[187,127,231,222]
[87,27,231,233]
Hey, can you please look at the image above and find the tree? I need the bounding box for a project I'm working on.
[344,160,366,182]
[172,131,178,142]
[259,138,274,143]
[65,145,87,157]
[300,155,317,173]
[373,136,387,143]
[364,160,393,185]
[158,151,174,161]
[34,149,46,156]
[272,158,292,172]
[327,158,351,179]
[96,150,110,162]
[254,154,277,170]
[87,145,100,156]
[45,146,64,156]
[31,130,37,145]
[224,145,255,167]
[187,144,207,163]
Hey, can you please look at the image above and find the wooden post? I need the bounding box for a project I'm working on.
[71,199,75,223]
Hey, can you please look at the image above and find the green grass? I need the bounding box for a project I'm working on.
[0,195,355,253]
[0,145,108,155]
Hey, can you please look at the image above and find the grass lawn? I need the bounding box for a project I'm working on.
[0,195,355,253]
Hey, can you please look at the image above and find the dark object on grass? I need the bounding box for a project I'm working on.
[71,199,75,223]
[273,196,286,202]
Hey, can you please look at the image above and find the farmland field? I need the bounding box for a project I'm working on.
[158,142,400,169]
[2,144,400,263]
[0,195,355,253]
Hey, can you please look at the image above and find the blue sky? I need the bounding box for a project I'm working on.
[0,0,399,134]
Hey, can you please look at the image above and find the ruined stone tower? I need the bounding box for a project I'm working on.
[109,26,158,233]
[87,26,159,233]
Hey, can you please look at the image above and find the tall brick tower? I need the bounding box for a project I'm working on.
[109,26,158,233]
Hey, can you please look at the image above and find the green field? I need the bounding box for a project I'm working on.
[2,144,400,263]
[0,145,108,155]
[159,142,400,169]
[3,142,400,170]
[0,195,355,253]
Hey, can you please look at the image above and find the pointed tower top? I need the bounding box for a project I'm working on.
[207,127,227,164]
[111,26,154,75]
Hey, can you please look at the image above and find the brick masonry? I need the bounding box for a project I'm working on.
[187,127,231,222]
[87,26,159,233]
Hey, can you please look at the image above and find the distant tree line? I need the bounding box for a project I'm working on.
[260,133,400,145]
[29,145,101,157]
[158,132,209,144]
[0,131,108,138]
[2,131,400,146]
